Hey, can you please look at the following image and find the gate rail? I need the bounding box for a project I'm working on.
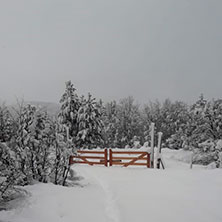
[69,149,150,168]
[110,150,150,168]
[69,149,108,166]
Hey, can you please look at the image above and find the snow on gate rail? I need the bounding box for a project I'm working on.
[69,149,108,166]
[69,149,151,168]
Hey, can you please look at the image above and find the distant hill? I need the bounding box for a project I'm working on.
[6,101,60,117]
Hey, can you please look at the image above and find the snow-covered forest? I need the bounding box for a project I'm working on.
[1,80,222,203]
[1,0,222,220]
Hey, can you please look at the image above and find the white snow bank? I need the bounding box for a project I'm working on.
[74,165,222,222]
[161,148,193,163]
[0,180,108,222]
[1,148,221,222]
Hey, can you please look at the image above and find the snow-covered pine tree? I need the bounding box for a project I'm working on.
[175,95,222,166]
[58,81,80,142]
[50,82,76,185]
[191,99,222,166]
[186,94,209,146]
[204,99,222,140]
[103,101,119,148]
[143,100,162,145]
[191,93,207,115]
[76,93,104,148]
[53,80,81,185]
[117,97,143,147]
[0,105,13,143]
[96,99,106,147]
[163,101,189,149]
[143,99,190,147]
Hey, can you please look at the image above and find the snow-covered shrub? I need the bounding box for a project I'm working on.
[198,139,215,152]
[10,104,37,185]
[192,139,222,166]
[143,141,149,147]
[193,150,218,166]
[31,112,55,183]
[0,143,24,200]
[219,152,222,168]
[216,140,222,150]
[166,133,185,150]
[50,123,72,186]
[133,141,141,148]
[207,162,217,169]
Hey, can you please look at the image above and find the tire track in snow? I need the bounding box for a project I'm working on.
[76,167,120,222]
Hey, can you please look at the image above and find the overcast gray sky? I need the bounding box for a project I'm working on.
[0,0,221,104]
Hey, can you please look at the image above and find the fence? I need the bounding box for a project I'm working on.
[69,149,150,168]
[69,149,108,166]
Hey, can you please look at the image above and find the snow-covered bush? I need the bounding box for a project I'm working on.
[192,139,222,166]
[166,132,185,150]
[133,140,141,148]
[0,142,24,201]
[10,104,37,185]
[49,122,73,186]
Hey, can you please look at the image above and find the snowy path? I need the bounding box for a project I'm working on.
[74,165,222,222]
[1,150,222,222]
[77,166,120,222]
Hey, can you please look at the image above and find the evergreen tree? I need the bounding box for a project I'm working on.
[191,93,207,115]
[117,97,143,147]
[58,81,80,141]
[185,94,209,147]
[76,93,104,148]
[103,101,119,147]
[0,105,13,143]
[162,101,189,148]
[203,99,222,140]
[143,100,162,142]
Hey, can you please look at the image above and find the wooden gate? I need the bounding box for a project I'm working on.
[69,149,150,168]
[69,149,108,167]
[109,150,150,168]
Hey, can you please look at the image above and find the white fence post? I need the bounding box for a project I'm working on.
[150,122,155,168]
[156,132,163,169]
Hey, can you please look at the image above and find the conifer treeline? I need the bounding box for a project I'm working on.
[103,94,222,149]
[1,82,222,150]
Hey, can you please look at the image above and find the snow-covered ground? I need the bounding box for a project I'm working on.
[1,148,222,222]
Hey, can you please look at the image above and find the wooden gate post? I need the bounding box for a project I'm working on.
[109,149,113,167]
[147,153,150,168]
[69,156,73,165]
[150,122,155,168]
[104,149,108,167]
